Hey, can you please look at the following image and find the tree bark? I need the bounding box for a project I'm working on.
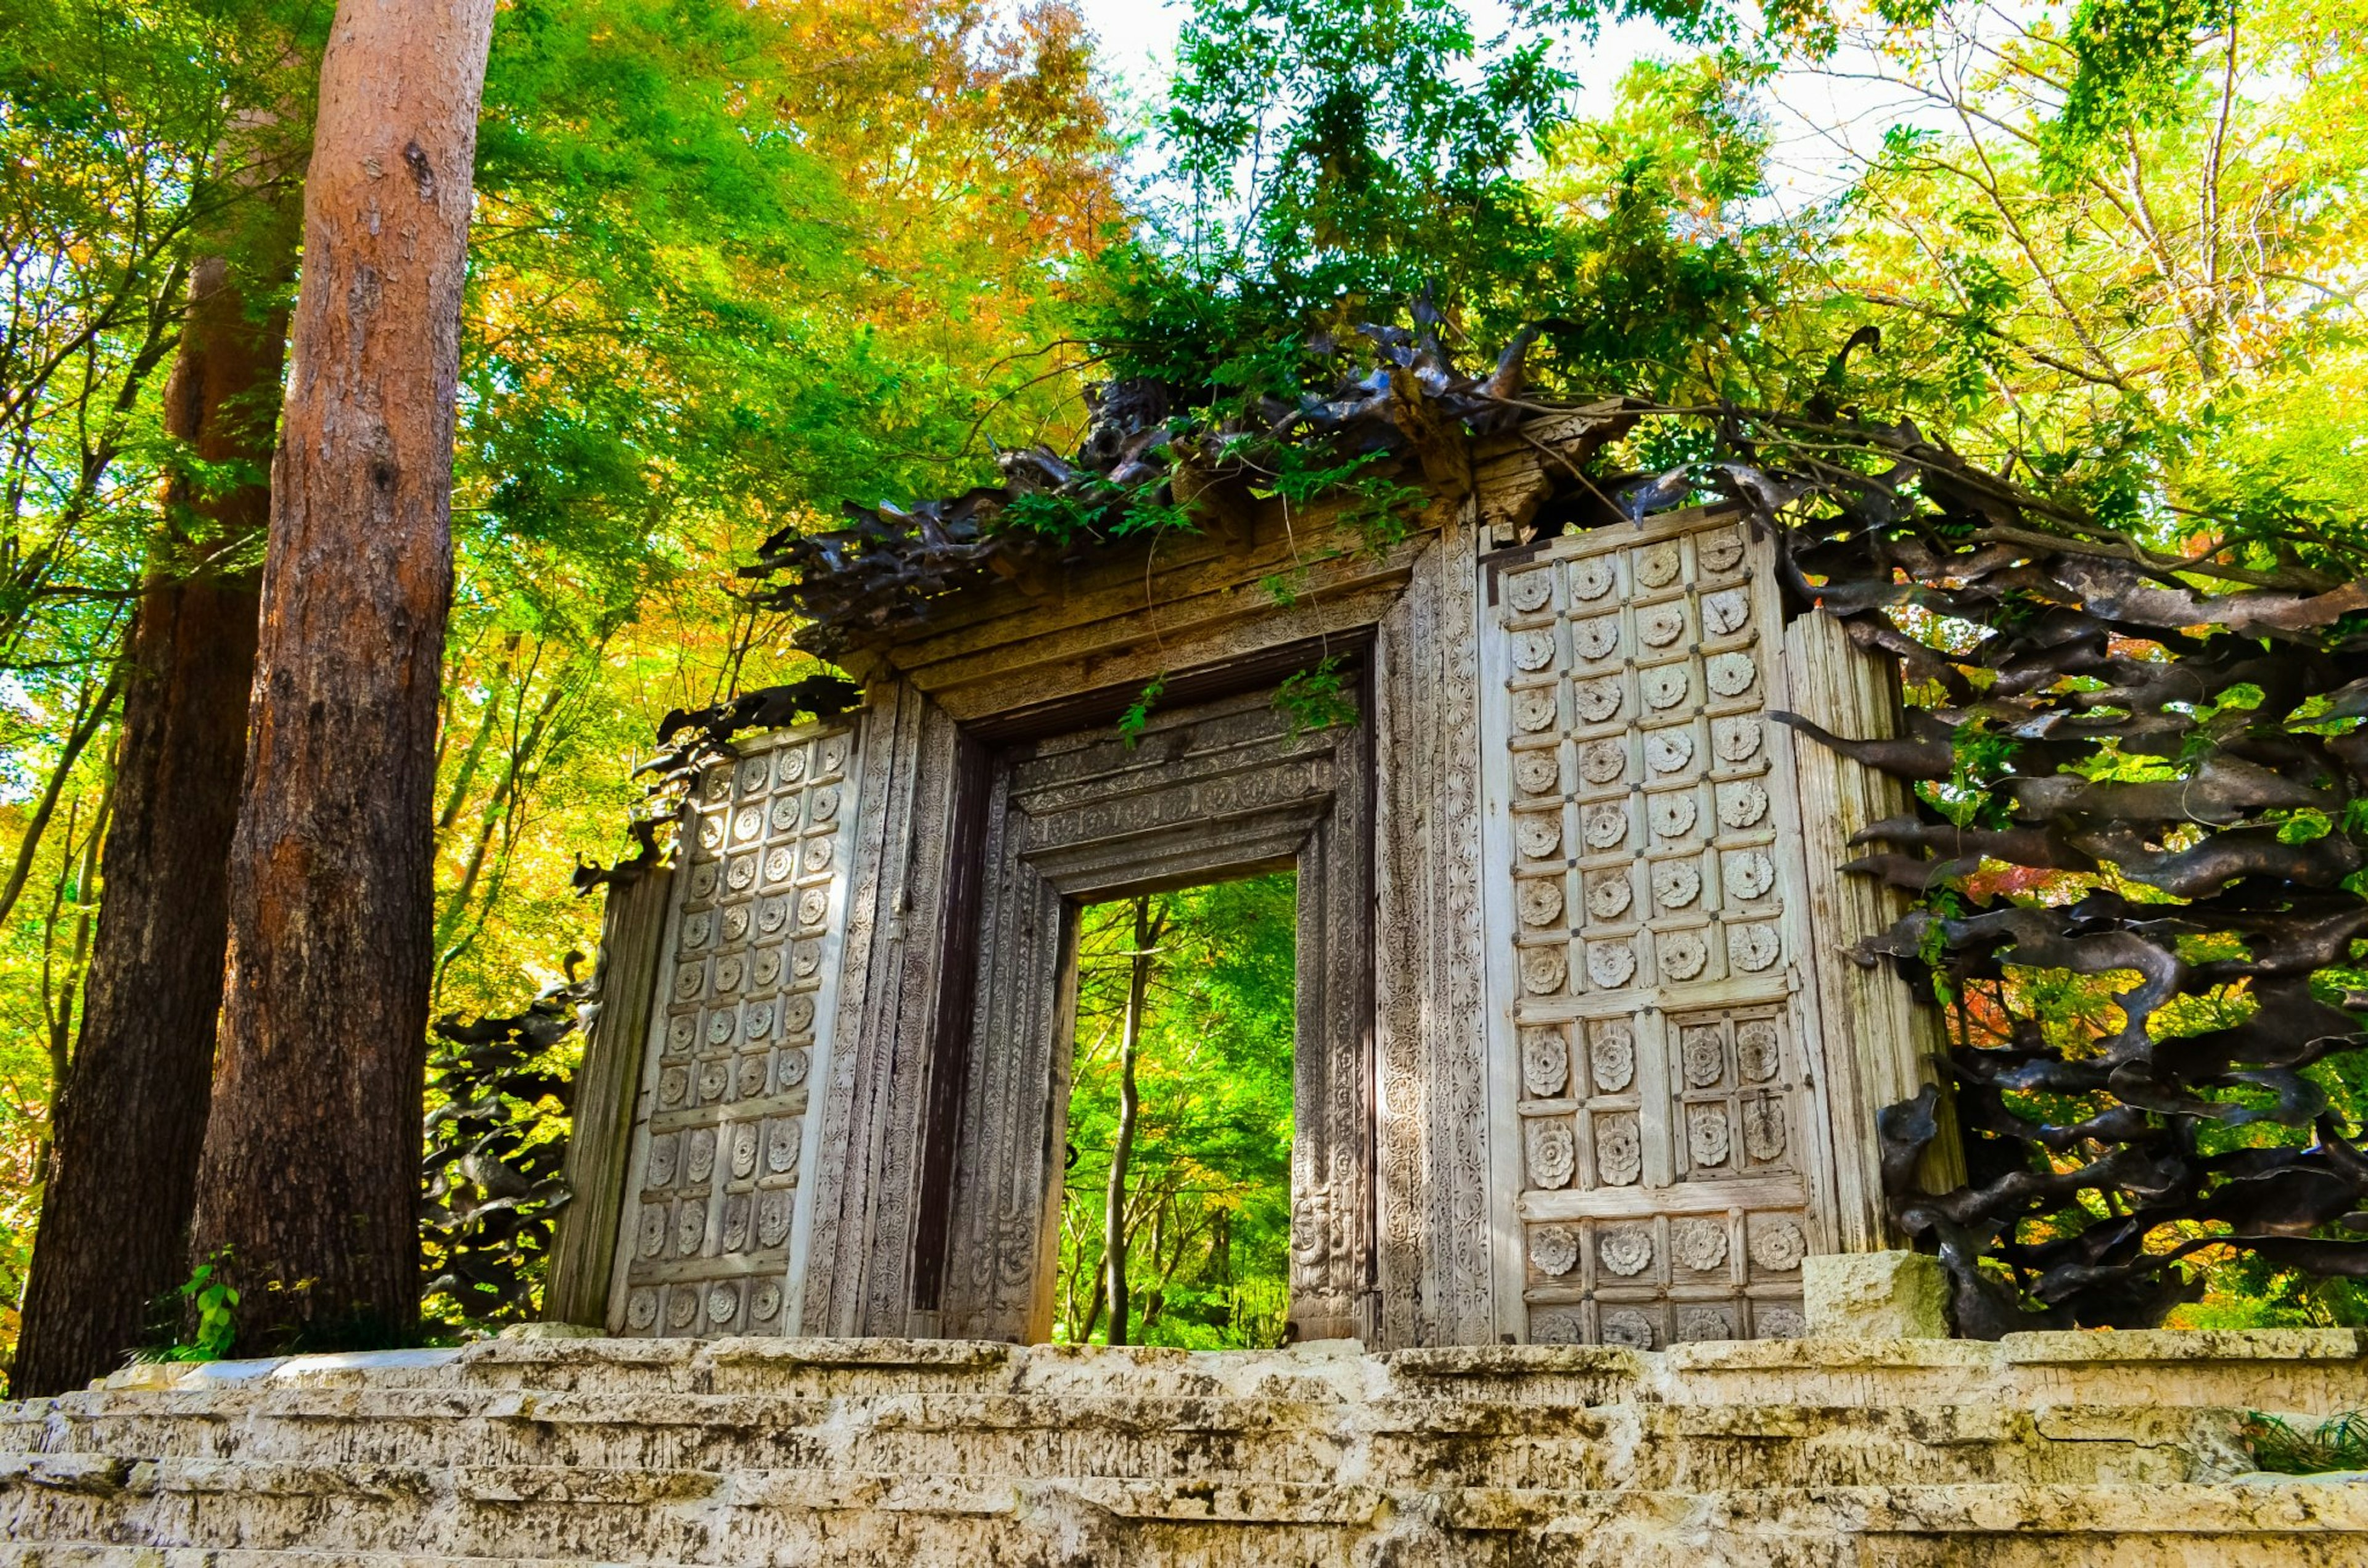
[188,0,498,1355]
[1101,897,1161,1348]
[12,216,294,1395]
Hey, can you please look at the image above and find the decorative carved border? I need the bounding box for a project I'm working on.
[929,684,1379,1344]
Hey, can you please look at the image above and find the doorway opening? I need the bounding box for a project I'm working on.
[1050,872,1297,1348]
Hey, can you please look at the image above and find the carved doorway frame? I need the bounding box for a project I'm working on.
[915,673,1376,1344]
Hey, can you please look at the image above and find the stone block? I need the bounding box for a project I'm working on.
[498,1321,605,1341]
[1803,1250,1949,1338]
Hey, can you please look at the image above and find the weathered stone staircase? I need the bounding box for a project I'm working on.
[4,1330,2365,1565]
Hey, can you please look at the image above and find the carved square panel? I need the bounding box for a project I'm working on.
[1634,657,1693,718]
[1634,597,1690,655]
[1640,722,1700,782]
[1590,1110,1642,1186]
[1703,649,1762,709]
[1708,715,1764,771]
[1492,511,1823,1350]
[1574,734,1628,794]
[1583,865,1636,928]
[1520,1024,1572,1099]
[1643,786,1701,849]
[1694,524,1747,581]
[1563,552,1617,609]
[1523,1114,1577,1189]
[1699,585,1753,644]
[1584,1020,1637,1099]
[1568,612,1620,665]
[1568,670,1627,730]
[1512,743,1564,798]
[1595,1302,1664,1350]
[1516,940,1570,999]
[1503,565,1558,618]
[1669,1216,1733,1279]
[1582,936,1639,991]
[1516,876,1567,931]
[1651,922,1719,986]
[1745,1213,1808,1277]
[1672,1300,1738,1343]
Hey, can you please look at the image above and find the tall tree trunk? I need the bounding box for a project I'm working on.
[12,207,294,1395]
[1102,896,1161,1348]
[189,0,498,1355]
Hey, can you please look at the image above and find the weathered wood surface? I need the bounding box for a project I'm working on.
[601,727,861,1340]
[543,867,673,1328]
[861,487,1444,721]
[1477,506,1860,1348]
[1782,609,1965,1249]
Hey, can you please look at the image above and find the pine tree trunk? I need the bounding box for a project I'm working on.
[188,0,498,1354]
[13,221,294,1396]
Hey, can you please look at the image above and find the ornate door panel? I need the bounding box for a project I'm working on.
[606,724,863,1337]
[1481,511,1834,1348]
[931,684,1376,1344]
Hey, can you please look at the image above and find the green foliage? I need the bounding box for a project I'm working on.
[1057,876,1297,1350]
[1274,655,1359,738]
[1118,676,1167,749]
[136,1252,240,1365]
[1120,0,1569,392]
[2246,1410,2368,1474]
[1091,1,1804,413]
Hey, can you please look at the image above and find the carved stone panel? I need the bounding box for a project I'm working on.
[932,684,1376,1344]
[609,725,860,1337]
[1484,511,1831,1346]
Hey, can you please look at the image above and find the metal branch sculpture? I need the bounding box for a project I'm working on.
[421,962,591,1324]
[1672,413,2368,1336]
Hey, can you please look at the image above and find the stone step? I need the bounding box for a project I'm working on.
[6,1334,2364,1565]
[12,1392,2249,1490]
[7,1471,2368,1568]
[44,1330,2366,1413]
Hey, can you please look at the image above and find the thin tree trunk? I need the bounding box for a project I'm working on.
[1102,896,1161,1348]
[0,670,126,934]
[12,207,292,1393]
[189,0,498,1355]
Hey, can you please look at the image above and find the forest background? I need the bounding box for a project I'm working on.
[2,0,2363,1363]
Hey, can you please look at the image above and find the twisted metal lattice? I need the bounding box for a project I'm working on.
[420,970,588,1324]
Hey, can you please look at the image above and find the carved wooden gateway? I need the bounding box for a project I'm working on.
[555,412,1944,1350]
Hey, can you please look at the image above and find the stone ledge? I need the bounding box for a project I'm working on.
[12,1332,2367,1566]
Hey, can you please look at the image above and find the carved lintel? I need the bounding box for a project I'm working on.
[939,684,1380,1344]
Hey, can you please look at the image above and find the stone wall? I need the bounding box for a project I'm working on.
[6,1331,2364,1565]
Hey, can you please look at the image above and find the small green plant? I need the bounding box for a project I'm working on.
[1274,654,1357,737]
[1119,675,1166,748]
[2245,1411,2368,1474]
[137,1252,240,1363]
